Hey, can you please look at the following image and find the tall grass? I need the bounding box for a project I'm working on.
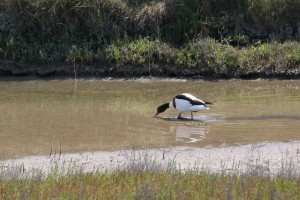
[2,0,299,42]
[0,0,300,76]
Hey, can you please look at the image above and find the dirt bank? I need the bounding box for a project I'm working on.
[0,63,299,79]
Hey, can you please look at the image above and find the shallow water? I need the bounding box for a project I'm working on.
[0,78,299,159]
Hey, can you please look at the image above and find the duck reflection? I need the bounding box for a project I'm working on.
[169,125,208,143]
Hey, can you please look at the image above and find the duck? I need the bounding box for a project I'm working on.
[154,93,212,119]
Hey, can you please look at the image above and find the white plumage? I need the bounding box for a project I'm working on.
[170,93,209,112]
[154,93,212,119]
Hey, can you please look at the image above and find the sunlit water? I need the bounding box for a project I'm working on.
[0,78,299,159]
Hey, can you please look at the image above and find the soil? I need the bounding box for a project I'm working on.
[0,63,299,79]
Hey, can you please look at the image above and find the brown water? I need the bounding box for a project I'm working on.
[0,78,299,159]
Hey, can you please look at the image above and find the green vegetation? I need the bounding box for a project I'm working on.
[0,0,300,76]
[1,167,300,199]
[1,148,300,199]
[106,38,300,74]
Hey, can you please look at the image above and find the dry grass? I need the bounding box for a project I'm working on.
[1,0,299,42]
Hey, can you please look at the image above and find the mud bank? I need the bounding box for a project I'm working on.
[1,141,300,177]
[0,64,299,79]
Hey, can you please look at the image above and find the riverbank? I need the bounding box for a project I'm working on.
[1,141,300,199]
[2,141,300,177]
[1,38,299,79]
[1,1,299,79]
[0,63,299,79]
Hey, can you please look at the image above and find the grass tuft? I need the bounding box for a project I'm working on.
[1,147,300,199]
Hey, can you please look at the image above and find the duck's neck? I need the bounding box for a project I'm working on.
[163,103,170,109]
[159,103,170,112]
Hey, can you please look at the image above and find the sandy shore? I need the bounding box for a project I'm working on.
[1,141,300,177]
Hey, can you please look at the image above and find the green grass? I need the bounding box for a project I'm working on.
[1,148,300,199]
[1,32,299,76]
[104,37,300,74]
[1,170,300,199]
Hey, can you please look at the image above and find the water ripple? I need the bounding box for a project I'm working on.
[225,115,300,121]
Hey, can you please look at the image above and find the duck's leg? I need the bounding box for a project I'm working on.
[191,112,193,120]
[177,113,183,119]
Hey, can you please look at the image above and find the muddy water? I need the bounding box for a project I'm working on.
[0,78,299,159]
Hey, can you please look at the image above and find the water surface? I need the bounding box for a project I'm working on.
[0,78,299,159]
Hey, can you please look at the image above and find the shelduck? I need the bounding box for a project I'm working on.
[154,93,212,119]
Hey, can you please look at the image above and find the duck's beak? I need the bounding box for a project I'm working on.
[153,112,160,118]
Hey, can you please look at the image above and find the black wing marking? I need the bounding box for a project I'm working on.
[172,98,177,108]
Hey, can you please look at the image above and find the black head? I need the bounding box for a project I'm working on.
[153,103,169,118]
